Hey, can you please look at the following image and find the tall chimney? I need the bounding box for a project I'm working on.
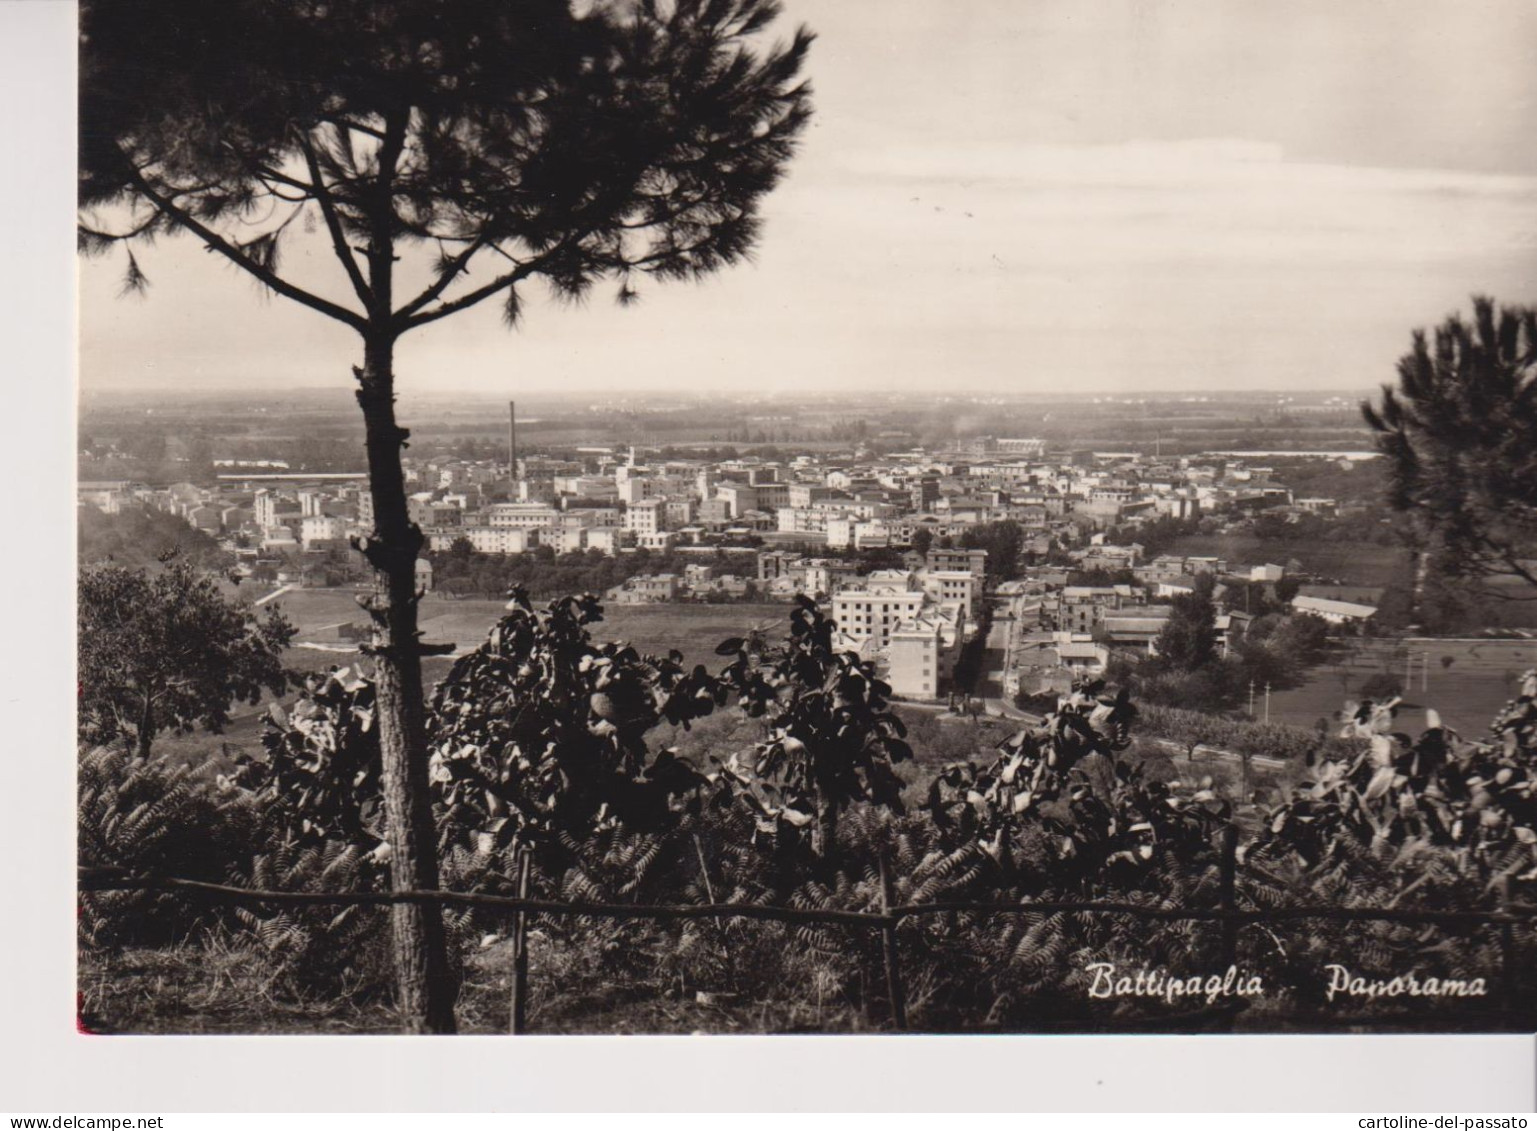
[508,399,517,481]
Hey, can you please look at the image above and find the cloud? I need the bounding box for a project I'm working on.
[787,136,1537,272]
[80,136,1537,397]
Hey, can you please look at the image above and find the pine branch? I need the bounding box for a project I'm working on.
[78,212,163,251]
[393,233,490,320]
[401,253,542,331]
[123,159,368,331]
[298,130,375,311]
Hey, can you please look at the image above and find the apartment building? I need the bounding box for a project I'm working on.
[803,558,860,597]
[624,497,667,535]
[926,546,987,579]
[888,618,944,699]
[921,570,978,618]
[485,502,561,529]
[300,514,349,550]
[430,526,537,554]
[831,588,926,650]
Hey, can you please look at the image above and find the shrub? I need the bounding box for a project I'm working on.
[230,842,398,1004]
[1358,672,1404,700]
[1137,704,1368,765]
[83,568,1537,1033]
[78,745,260,947]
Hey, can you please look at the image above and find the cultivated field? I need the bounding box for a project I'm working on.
[1164,535,1408,587]
[151,592,796,766]
[151,588,1537,768]
[267,588,792,663]
[1266,637,1534,737]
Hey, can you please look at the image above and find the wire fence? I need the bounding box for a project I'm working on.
[79,829,1537,1034]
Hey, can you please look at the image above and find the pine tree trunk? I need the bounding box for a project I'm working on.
[355,332,457,1035]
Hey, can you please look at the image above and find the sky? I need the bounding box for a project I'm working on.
[78,0,1537,400]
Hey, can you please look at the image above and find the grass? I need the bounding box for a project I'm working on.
[1264,638,1534,737]
[267,587,792,665]
[1164,535,1407,587]
[78,941,400,1035]
[151,592,797,770]
[593,603,791,660]
[85,901,1508,1035]
[79,926,871,1035]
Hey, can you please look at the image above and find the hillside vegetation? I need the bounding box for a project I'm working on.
[78,505,230,571]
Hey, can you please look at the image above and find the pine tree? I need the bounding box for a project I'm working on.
[79,0,813,1032]
[1363,296,1537,601]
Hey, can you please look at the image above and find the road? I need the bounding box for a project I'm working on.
[951,613,1035,721]
[253,582,295,607]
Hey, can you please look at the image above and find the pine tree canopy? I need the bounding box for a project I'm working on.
[1362,297,1537,597]
[78,0,814,331]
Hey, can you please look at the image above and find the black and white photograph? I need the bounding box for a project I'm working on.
[68,0,1537,1046]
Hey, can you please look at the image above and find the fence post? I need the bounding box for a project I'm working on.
[878,852,908,1032]
[509,847,532,1035]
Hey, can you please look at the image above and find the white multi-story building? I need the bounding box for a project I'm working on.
[618,476,656,504]
[633,531,677,551]
[715,482,758,519]
[787,483,835,509]
[852,520,893,548]
[804,559,860,597]
[888,620,944,699]
[585,527,625,555]
[300,514,349,550]
[624,497,667,536]
[926,547,987,578]
[776,507,829,534]
[429,526,537,555]
[260,526,300,552]
[253,489,278,529]
[606,573,680,604]
[831,589,926,650]
[921,570,978,618]
[543,526,586,554]
[485,503,560,529]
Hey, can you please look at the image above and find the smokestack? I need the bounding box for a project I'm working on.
[508,400,517,480]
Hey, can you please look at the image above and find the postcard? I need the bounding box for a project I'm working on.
[70,0,1537,1052]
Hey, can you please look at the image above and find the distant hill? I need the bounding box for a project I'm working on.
[78,504,231,571]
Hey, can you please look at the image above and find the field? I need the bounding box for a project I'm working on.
[1164,534,1407,587]
[267,588,792,662]
[151,591,797,766]
[139,583,1537,771]
[1265,637,1534,737]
